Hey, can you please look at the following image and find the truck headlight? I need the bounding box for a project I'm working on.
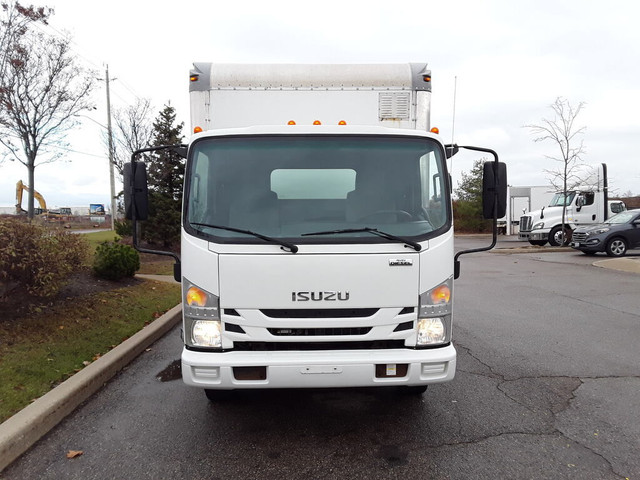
[183,278,222,349]
[417,318,446,344]
[191,320,222,347]
[532,222,545,230]
[417,278,452,346]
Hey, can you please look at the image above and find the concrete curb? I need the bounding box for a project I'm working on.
[0,304,182,473]
[593,257,640,274]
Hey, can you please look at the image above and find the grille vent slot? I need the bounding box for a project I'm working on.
[233,340,405,351]
[261,308,378,319]
[393,321,413,332]
[225,323,245,334]
[268,327,371,336]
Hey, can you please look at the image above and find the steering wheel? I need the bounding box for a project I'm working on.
[357,210,413,222]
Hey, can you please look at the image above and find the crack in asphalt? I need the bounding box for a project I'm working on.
[452,342,631,479]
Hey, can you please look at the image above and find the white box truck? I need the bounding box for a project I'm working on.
[518,164,626,246]
[124,63,507,399]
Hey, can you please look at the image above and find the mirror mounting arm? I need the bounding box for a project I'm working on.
[446,144,507,279]
[125,144,187,282]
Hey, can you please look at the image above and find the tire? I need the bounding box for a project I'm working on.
[204,389,235,402]
[399,385,428,395]
[606,237,627,257]
[549,226,571,246]
[528,240,547,246]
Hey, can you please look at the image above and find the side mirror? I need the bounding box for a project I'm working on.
[482,161,507,219]
[124,161,149,221]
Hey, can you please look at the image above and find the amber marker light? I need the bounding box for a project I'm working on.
[430,127,440,134]
[190,74,199,82]
[288,120,296,125]
[430,284,451,304]
[193,126,203,134]
[313,120,322,125]
[338,120,347,125]
[186,286,207,307]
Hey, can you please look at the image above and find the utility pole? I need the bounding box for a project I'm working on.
[105,65,116,231]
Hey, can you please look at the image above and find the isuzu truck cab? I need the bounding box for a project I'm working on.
[124,63,506,399]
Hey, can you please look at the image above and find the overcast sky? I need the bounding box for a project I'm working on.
[2,0,639,211]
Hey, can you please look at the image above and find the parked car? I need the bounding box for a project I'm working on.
[570,208,640,257]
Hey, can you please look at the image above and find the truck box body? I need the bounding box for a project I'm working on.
[189,63,432,131]
[180,63,458,392]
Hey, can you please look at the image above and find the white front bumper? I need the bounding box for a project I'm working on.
[182,345,456,390]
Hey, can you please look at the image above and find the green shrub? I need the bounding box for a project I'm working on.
[93,241,140,280]
[114,219,132,238]
[0,218,89,299]
[453,200,492,233]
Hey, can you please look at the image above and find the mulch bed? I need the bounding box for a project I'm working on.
[0,268,141,323]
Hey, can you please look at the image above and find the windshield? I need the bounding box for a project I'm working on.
[185,135,449,244]
[606,211,637,224]
[549,192,576,207]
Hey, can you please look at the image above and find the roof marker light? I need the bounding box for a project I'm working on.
[288,120,296,125]
[313,120,322,125]
[338,120,347,125]
[194,126,203,134]
[430,127,440,134]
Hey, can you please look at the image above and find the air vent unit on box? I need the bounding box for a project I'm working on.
[379,92,411,120]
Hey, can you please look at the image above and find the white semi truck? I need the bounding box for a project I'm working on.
[518,164,626,246]
[124,63,506,399]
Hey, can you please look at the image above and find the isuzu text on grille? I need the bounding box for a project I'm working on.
[291,291,350,301]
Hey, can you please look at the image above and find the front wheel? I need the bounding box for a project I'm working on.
[205,389,235,402]
[399,385,428,395]
[606,238,627,257]
[549,226,571,246]
[528,240,547,246]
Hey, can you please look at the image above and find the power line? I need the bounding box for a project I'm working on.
[31,16,145,108]
[0,132,105,159]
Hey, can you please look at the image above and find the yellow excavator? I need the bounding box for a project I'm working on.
[16,180,47,215]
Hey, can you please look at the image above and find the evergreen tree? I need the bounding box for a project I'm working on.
[454,159,491,233]
[143,104,185,247]
[455,159,484,203]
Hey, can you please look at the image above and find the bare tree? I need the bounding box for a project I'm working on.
[0,11,95,218]
[0,2,51,80]
[110,97,154,176]
[525,97,586,244]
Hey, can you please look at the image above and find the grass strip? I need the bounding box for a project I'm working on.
[82,230,121,252]
[0,280,180,423]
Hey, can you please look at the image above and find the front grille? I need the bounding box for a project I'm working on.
[232,340,405,351]
[572,232,588,242]
[261,308,378,318]
[268,327,371,336]
[520,216,532,232]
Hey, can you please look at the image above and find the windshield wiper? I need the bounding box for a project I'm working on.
[191,223,298,253]
[302,227,422,251]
